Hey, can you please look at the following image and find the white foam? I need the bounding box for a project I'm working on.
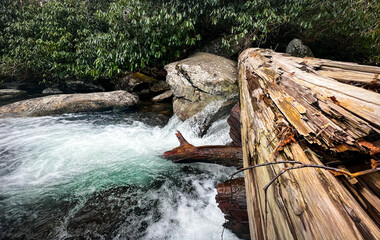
[0,113,240,239]
[143,170,239,240]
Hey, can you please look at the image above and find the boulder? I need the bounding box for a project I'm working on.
[165,52,238,135]
[0,90,138,118]
[197,36,252,58]
[149,80,170,93]
[64,80,105,93]
[286,38,314,58]
[114,72,157,92]
[152,90,173,102]
[0,89,27,100]
[42,88,63,94]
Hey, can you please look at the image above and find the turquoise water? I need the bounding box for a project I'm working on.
[0,111,240,239]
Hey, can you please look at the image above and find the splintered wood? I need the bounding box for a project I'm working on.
[239,48,380,240]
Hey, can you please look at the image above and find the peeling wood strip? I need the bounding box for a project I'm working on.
[239,48,380,240]
[317,68,380,85]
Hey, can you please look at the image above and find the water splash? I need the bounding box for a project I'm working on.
[0,112,240,240]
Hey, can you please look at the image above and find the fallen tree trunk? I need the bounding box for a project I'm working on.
[163,131,243,167]
[285,56,380,91]
[239,48,380,240]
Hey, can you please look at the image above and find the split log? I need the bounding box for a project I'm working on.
[285,56,380,91]
[163,131,243,167]
[216,177,250,239]
[239,48,380,240]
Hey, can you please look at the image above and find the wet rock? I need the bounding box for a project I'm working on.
[0,90,138,118]
[149,80,170,93]
[137,88,150,97]
[0,77,44,93]
[0,89,27,100]
[196,36,252,58]
[42,88,63,94]
[114,72,157,93]
[152,90,173,102]
[286,38,314,58]
[165,52,238,135]
[64,80,105,93]
[66,186,149,240]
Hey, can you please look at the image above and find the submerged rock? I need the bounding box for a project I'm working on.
[165,52,238,135]
[0,89,27,100]
[0,90,138,118]
[286,38,314,58]
[65,186,148,240]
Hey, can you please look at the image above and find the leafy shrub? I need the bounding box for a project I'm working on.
[293,0,380,64]
[0,0,292,81]
[1,0,379,83]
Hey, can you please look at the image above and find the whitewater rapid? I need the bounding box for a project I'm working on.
[0,111,240,240]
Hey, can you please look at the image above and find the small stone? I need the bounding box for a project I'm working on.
[152,90,173,102]
[150,80,170,93]
[42,88,63,94]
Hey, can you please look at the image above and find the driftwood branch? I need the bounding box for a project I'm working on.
[163,131,243,167]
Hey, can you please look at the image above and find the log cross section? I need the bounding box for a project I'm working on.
[239,48,380,240]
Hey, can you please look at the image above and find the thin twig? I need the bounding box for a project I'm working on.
[230,161,303,179]
[229,161,303,238]
[228,160,380,238]
[263,164,360,192]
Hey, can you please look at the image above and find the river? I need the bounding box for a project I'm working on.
[0,110,240,239]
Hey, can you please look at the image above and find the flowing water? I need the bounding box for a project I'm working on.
[0,110,240,240]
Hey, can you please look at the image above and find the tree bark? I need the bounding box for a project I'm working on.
[239,48,380,240]
[227,103,242,147]
[216,177,250,239]
[163,131,243,167]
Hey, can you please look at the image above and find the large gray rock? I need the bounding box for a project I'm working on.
[286,38,314,58]
[165,52,239,135]
[0,89,27,100]
[0,90,138,118]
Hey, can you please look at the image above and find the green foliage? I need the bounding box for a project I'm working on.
[0,0,22,54]
[0,0,292,81]
[290,0,380,64]
[1,0,116,80]
[1,0,379,82]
